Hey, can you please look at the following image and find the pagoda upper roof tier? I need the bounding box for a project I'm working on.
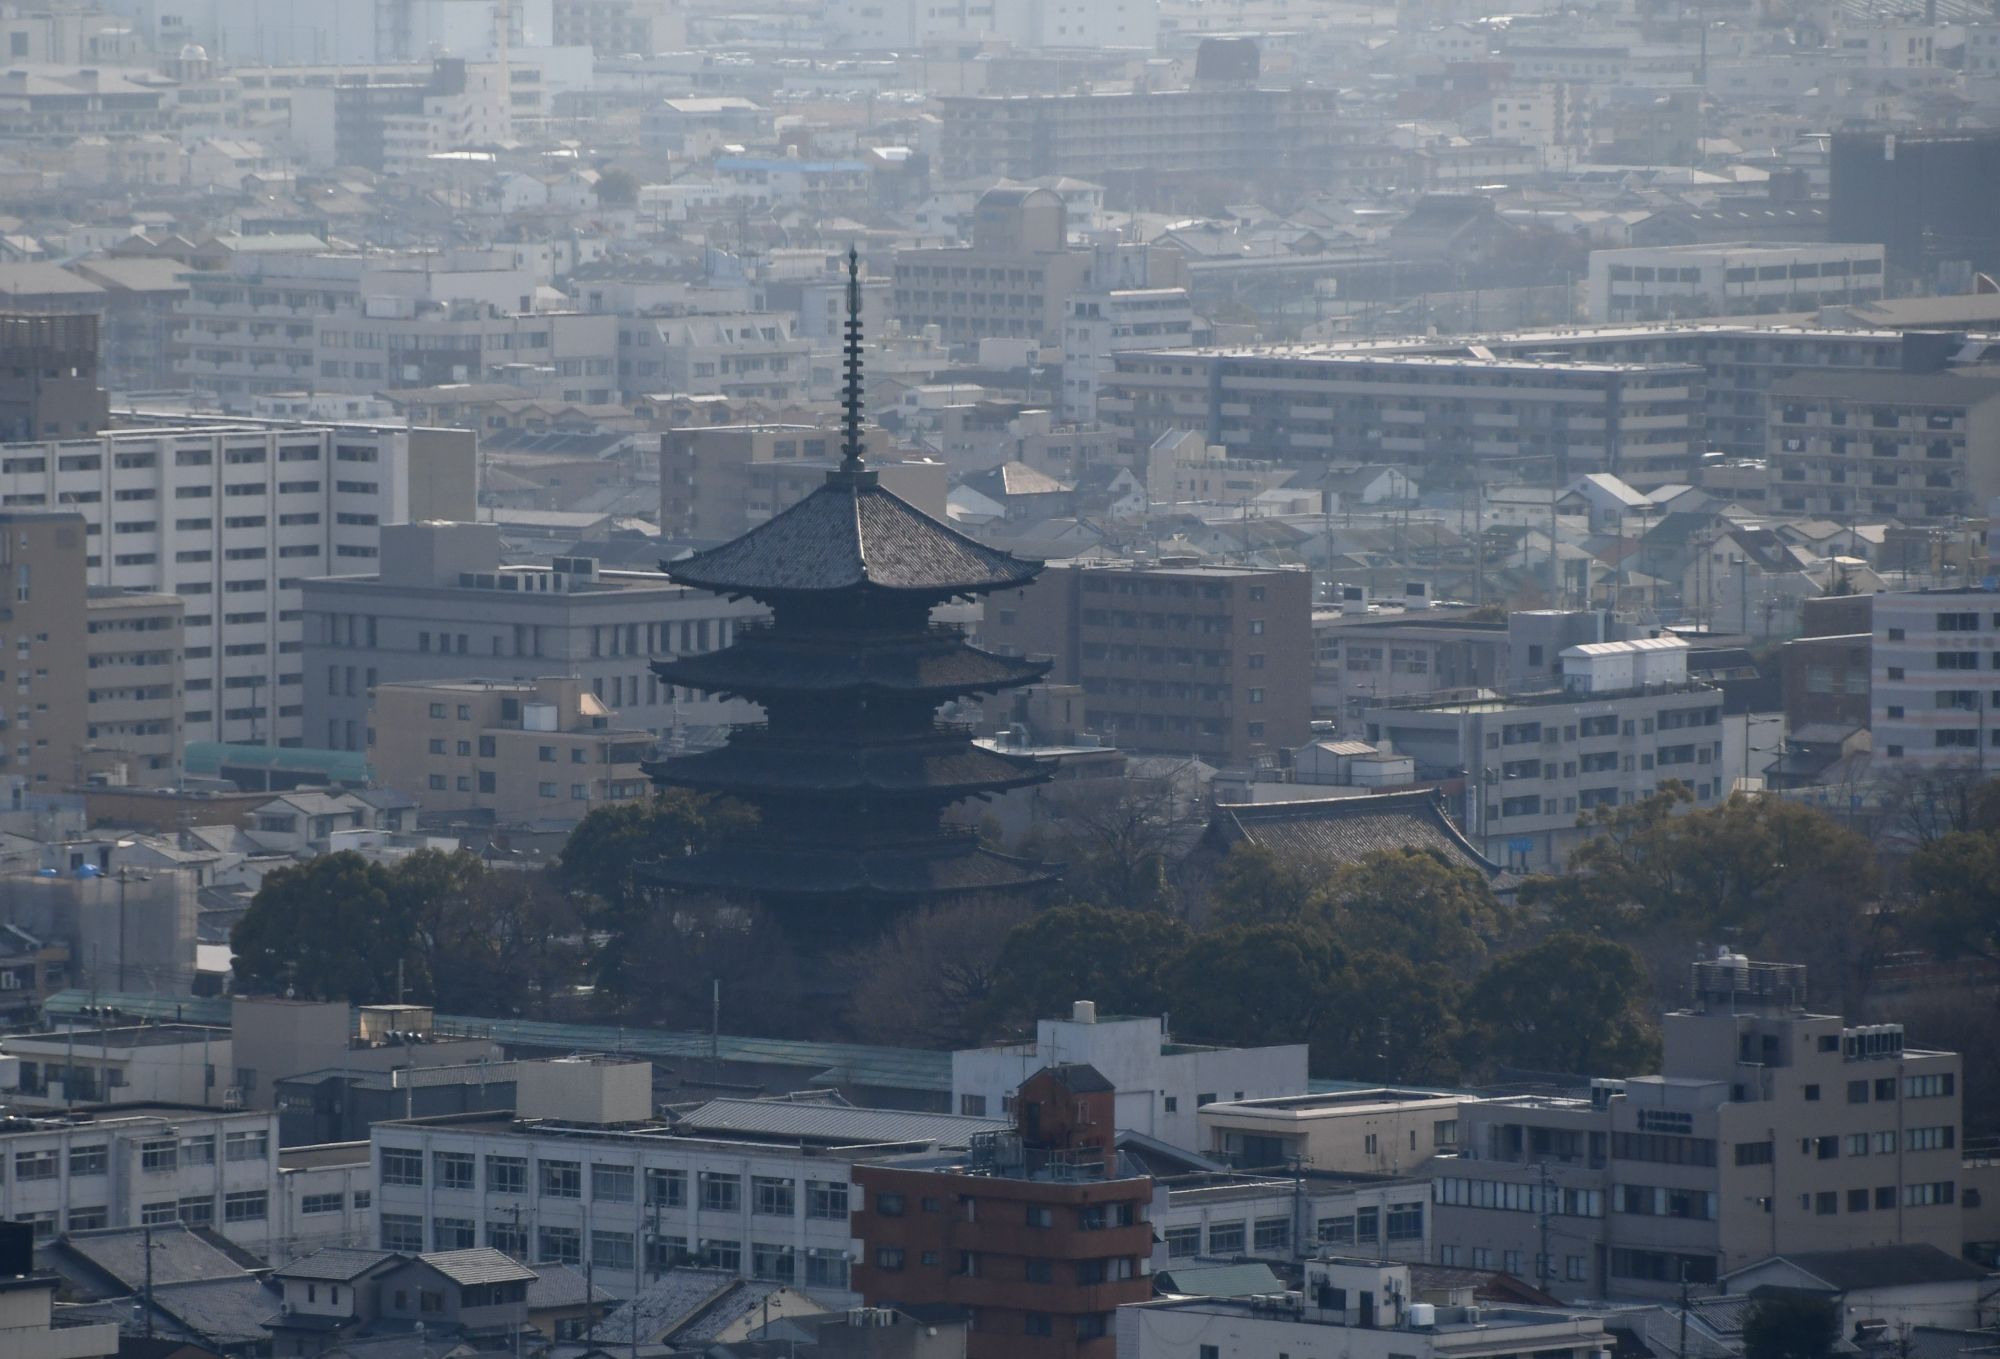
[642,835,1056,900]
[644,728,1046,799]
[652,625,1048,700]
[664,470,1041,599]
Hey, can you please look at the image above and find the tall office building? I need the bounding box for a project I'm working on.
[0,513,88,798]
[0,421,473,746]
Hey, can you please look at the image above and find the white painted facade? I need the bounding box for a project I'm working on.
[1871,585,2000,773]
[0,1106,317,1259]
[951,1006,1309,1151]
[1587,242,1887,323]
[0,423,423,746]
[1061,288,1196,423]
[369,1118,866,1303]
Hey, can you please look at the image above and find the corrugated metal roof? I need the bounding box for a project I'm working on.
[674,1098,1005,1147]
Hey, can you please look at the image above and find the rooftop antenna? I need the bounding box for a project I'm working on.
[839,245,869,476]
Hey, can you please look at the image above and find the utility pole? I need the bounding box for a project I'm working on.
[1676,1261,1690,1359]
[1536,1160,1553,1295]
[143,1225,155,1339]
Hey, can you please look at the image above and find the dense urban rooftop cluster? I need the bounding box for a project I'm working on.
[0,0,1997,1356]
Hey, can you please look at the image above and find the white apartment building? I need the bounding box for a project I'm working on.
[1587,242,1887,323]
[1871,585,2000,772]
[0,421,470,746]
[5,1025,229,1110]
[0,1104,313,1258]
[380,64,514,176]
[951,1002,1309,1152]
[1365,637,1724,871]
[180,248,617,410]
[617,313,810,404]
[1061,288,1196,424]
[371,1058,1004,1303]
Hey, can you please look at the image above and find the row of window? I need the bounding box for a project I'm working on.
[380,1150,852,1218]
[1433,1178,1604,1218]
[377,1215,848,1285]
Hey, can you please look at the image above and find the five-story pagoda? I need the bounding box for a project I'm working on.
[643,249,1055,933]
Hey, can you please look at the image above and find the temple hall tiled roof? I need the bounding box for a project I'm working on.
[1207,788,1507,880]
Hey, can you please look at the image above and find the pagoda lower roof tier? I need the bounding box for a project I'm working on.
[643,733,1046,799]
[652,630,1047,701]
[641,836,1056,901]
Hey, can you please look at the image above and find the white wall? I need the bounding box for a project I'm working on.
[951,1013,1308,1151]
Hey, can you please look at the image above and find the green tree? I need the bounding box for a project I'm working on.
[981,905,1192,1030]
[555,790,748,908]
[397,850,585,1015]
[594,168,639,206]
[1323,848,1509,975]
[1156,923,1344,1053]
[1462,932,1659,1077]
[1906,827,2000,966]
[1524,786,1876,943]
[231,852,423,1001]
[1204,843,1315,929]
[1741,1293,1840,1359]
[1315,951,1464,1084]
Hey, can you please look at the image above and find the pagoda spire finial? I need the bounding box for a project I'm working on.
[840,244,866,474]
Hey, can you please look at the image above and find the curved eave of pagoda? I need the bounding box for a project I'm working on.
[638,844,1059,900]
[648,651,1051,702]
[659,575,1036,608]
[639,756,1050,800]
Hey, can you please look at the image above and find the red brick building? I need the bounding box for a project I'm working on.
[850,1064,1154,1359]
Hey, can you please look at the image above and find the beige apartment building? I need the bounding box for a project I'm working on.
[84,587,184,788]
[1430,956,1965,1300]
[367,676,651,825]
[980,561,1313,768]
[0,512,87,795]
[1199,1089,1471,1175]
[1767,368,2000,522]
[892,187,1095,347]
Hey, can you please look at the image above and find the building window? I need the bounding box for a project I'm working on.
[381,1147,424,1186]
[539,1226,582,1265]
[1207,1221,1245,1253]
[701,1172,741,1212]
[539,1159,582,1199]
[381,1215,424,1252]
[487,1155,527,1194]
[592,1231,634,1272]
[435,1152,475,1191]
[647,1168,685,1207]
